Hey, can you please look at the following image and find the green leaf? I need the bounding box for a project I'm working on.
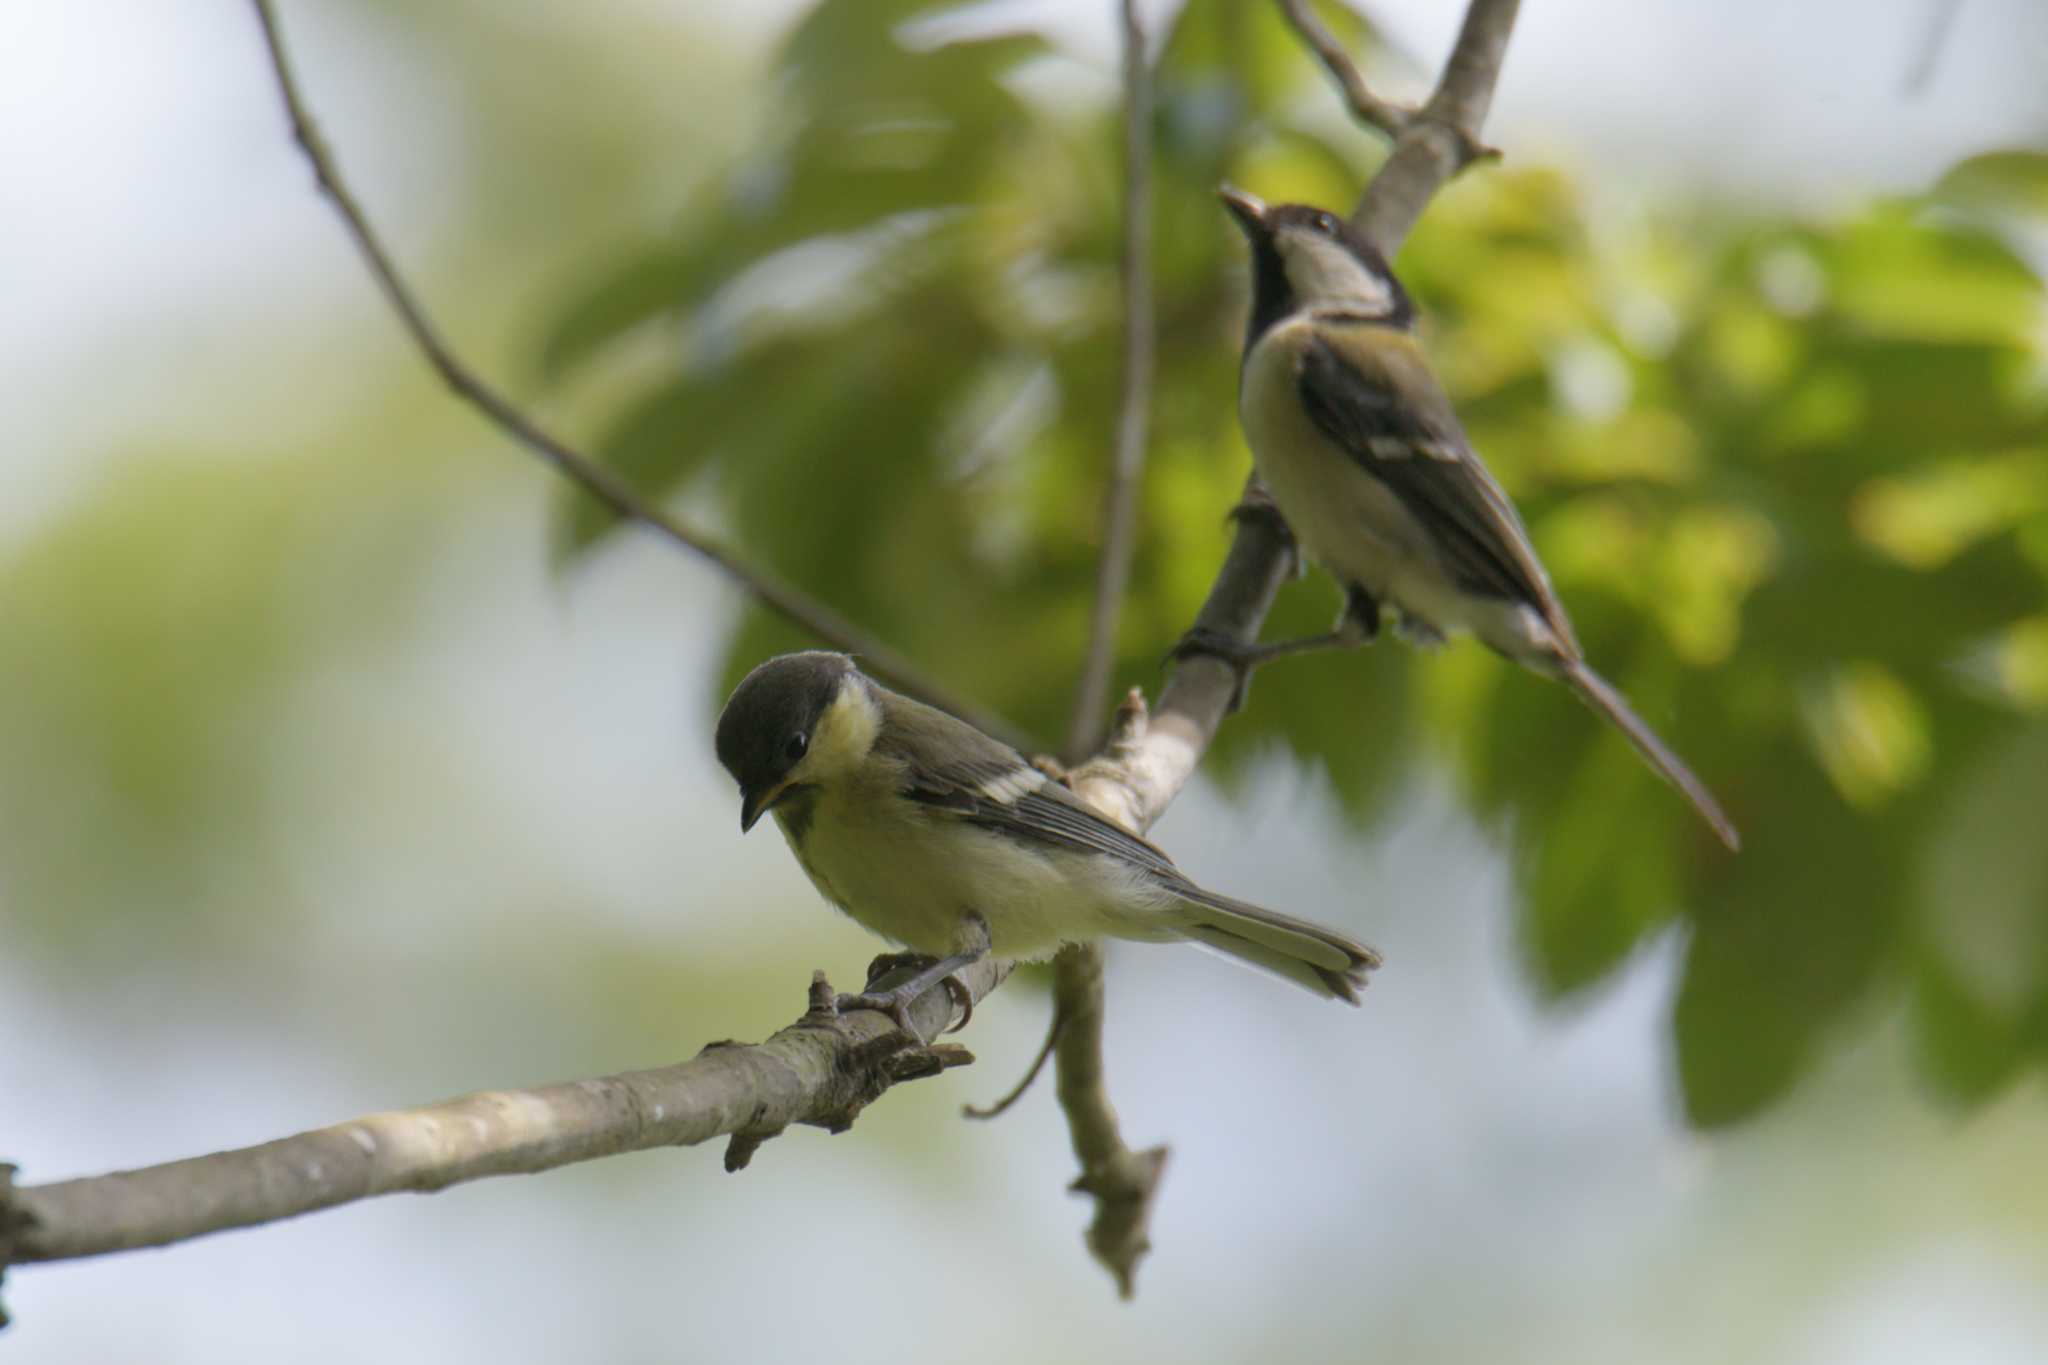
[1935,149,2048,217]
[1910,720,2048,1101]
[1674,759,1894,1127]
[538,238,720,382]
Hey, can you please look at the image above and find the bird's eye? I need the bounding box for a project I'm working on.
[785,732,809,762]
[1315,213,1339,235]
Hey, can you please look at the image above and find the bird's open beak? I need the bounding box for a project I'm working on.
[1218,185,1270,237]
[739,781,792,834]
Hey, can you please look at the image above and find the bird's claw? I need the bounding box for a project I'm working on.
[835,930,987,1044]
[833,986,927,1041]
[833,973,975,1045]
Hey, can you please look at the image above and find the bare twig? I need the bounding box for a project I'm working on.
[1066,0,1158,763]
[1277,0,1413,139]
[1047,3,1165,1292]
[1902,0,1964,95]
[1053,943,1167,1299]
[962,1003,1063,1120]
[6,958,1008,1266]
[1049,691,1175,1293]
[245,0,1021,749]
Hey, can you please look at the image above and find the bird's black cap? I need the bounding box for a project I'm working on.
[715,651,856,830]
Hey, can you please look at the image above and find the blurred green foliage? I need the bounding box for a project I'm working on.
[533,0,2048,1126]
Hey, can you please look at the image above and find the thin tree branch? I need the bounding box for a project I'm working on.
[1048,692,1170,1294]
[1053,941,1167,1300]
[1048,0,1163,1301]
[1902,0,1964,96]
[1277,0,1413,139]
[245,0,1022,750]
[4,960,1007,1267]
[962,1002,1063,1120]
[1066,0,1157,763]
[1045,1,1165,1294]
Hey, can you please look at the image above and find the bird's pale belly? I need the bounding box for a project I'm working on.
[774,787,1170,961]
[1240,325,1471,634]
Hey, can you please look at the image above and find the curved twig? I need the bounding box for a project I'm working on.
[246,0,1023,749]
[1277,0,1414,139]
[962,1001,1063,1121]
[1066,0,1158,763]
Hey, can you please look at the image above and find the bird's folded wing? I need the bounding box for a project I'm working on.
[905,769,1185,881]
[1297,327,1572,643]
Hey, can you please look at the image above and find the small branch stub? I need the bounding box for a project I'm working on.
[0,1163,30,1328]
[1051,943,1165,1297]
[1072,1143,1169,1301]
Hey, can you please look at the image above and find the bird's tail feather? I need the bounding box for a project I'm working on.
[1561,659,1740,852]
[1173,888,1379,1004]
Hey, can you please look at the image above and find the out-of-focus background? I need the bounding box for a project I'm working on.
[5,0,2048,1359]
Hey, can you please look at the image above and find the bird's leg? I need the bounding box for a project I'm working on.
[1167,586,1380,712]
[835,914,990,1044]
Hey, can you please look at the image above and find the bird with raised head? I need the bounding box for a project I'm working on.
[1211,187,1738,851]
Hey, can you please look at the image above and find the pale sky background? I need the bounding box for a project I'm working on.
[4,2,2047,1362]
[6,0,2046,542]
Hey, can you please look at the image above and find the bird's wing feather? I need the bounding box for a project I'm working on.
[1297,326,1575,649]
[874,693,1185,880]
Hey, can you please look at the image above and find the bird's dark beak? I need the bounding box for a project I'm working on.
[1218,185,1270,238]
[739,782,788,834]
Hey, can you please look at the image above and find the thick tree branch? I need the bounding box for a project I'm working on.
[4,960,1006,1267]
[1066,0,1157,763]
[245,0,1021,749]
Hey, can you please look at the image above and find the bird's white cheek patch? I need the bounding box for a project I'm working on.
[1282,233,1393,313]
[798,679,881,781]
